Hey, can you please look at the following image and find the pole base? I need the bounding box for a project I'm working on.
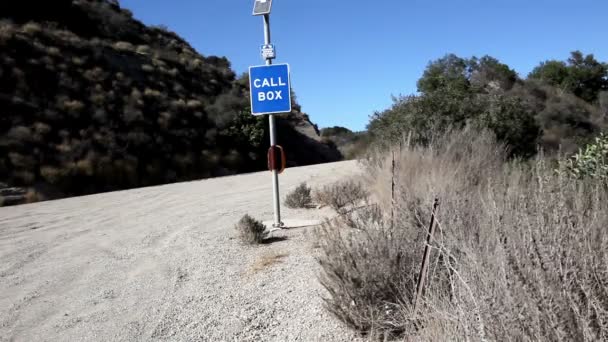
[264,219,322,230]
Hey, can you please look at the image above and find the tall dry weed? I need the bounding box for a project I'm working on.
[317,128,608,340]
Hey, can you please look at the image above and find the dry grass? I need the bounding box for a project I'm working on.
[235,214,268,245]
[317,128,608,340]
[249,251,289,274]
[284,182,313,209]
[316,206,419,337]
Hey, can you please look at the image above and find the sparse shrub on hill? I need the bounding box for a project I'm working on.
[235,214,268,245]
[284,182,312,209]
[318,128,608,340]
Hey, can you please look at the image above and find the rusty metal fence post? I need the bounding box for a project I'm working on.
[390,150,396,229]
[413,198,440,317]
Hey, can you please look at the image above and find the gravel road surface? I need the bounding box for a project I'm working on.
[0,160,362,342]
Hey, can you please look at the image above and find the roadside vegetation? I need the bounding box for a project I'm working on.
[368,52,608,157]
[283,182,313,209]
[313,180,368,214]
[316,128,608,340]
[566,132,608,180]
[235,214,268,245]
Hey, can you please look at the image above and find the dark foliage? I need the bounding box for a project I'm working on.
[529,51,608,103]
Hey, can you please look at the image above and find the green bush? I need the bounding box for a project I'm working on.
[566,133,608,180]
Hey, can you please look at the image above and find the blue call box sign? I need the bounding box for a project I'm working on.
[249,63,291,115]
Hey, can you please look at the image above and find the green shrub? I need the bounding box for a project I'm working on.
[235,214,268,245]
[284,182,312,209]
[566,132,608,180]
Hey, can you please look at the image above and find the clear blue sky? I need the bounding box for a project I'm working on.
[120,0,608,131]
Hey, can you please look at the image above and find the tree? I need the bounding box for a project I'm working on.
[529,51,608,103]
[372,55,540,156]
[565,51,608,103]
[470,56,518,91]
[417,54,518,95]
[528,60,569,87]
[475,94,539,156]
[321,126,353,136]
[417,54,471,94]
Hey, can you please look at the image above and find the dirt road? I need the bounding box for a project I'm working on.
[0,160,361,341]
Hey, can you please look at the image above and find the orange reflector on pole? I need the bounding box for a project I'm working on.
[277,145,286,174]
[267,145,286,174]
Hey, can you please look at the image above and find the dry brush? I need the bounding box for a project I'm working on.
[316,128,608,340]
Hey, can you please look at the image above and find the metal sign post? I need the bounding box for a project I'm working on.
[251,0,288,228]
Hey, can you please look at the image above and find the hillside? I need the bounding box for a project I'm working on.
[320,126,370,159]
[0,0,340,205]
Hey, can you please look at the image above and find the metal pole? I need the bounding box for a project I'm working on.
[263,14,282,228]
[263,14,271,49]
